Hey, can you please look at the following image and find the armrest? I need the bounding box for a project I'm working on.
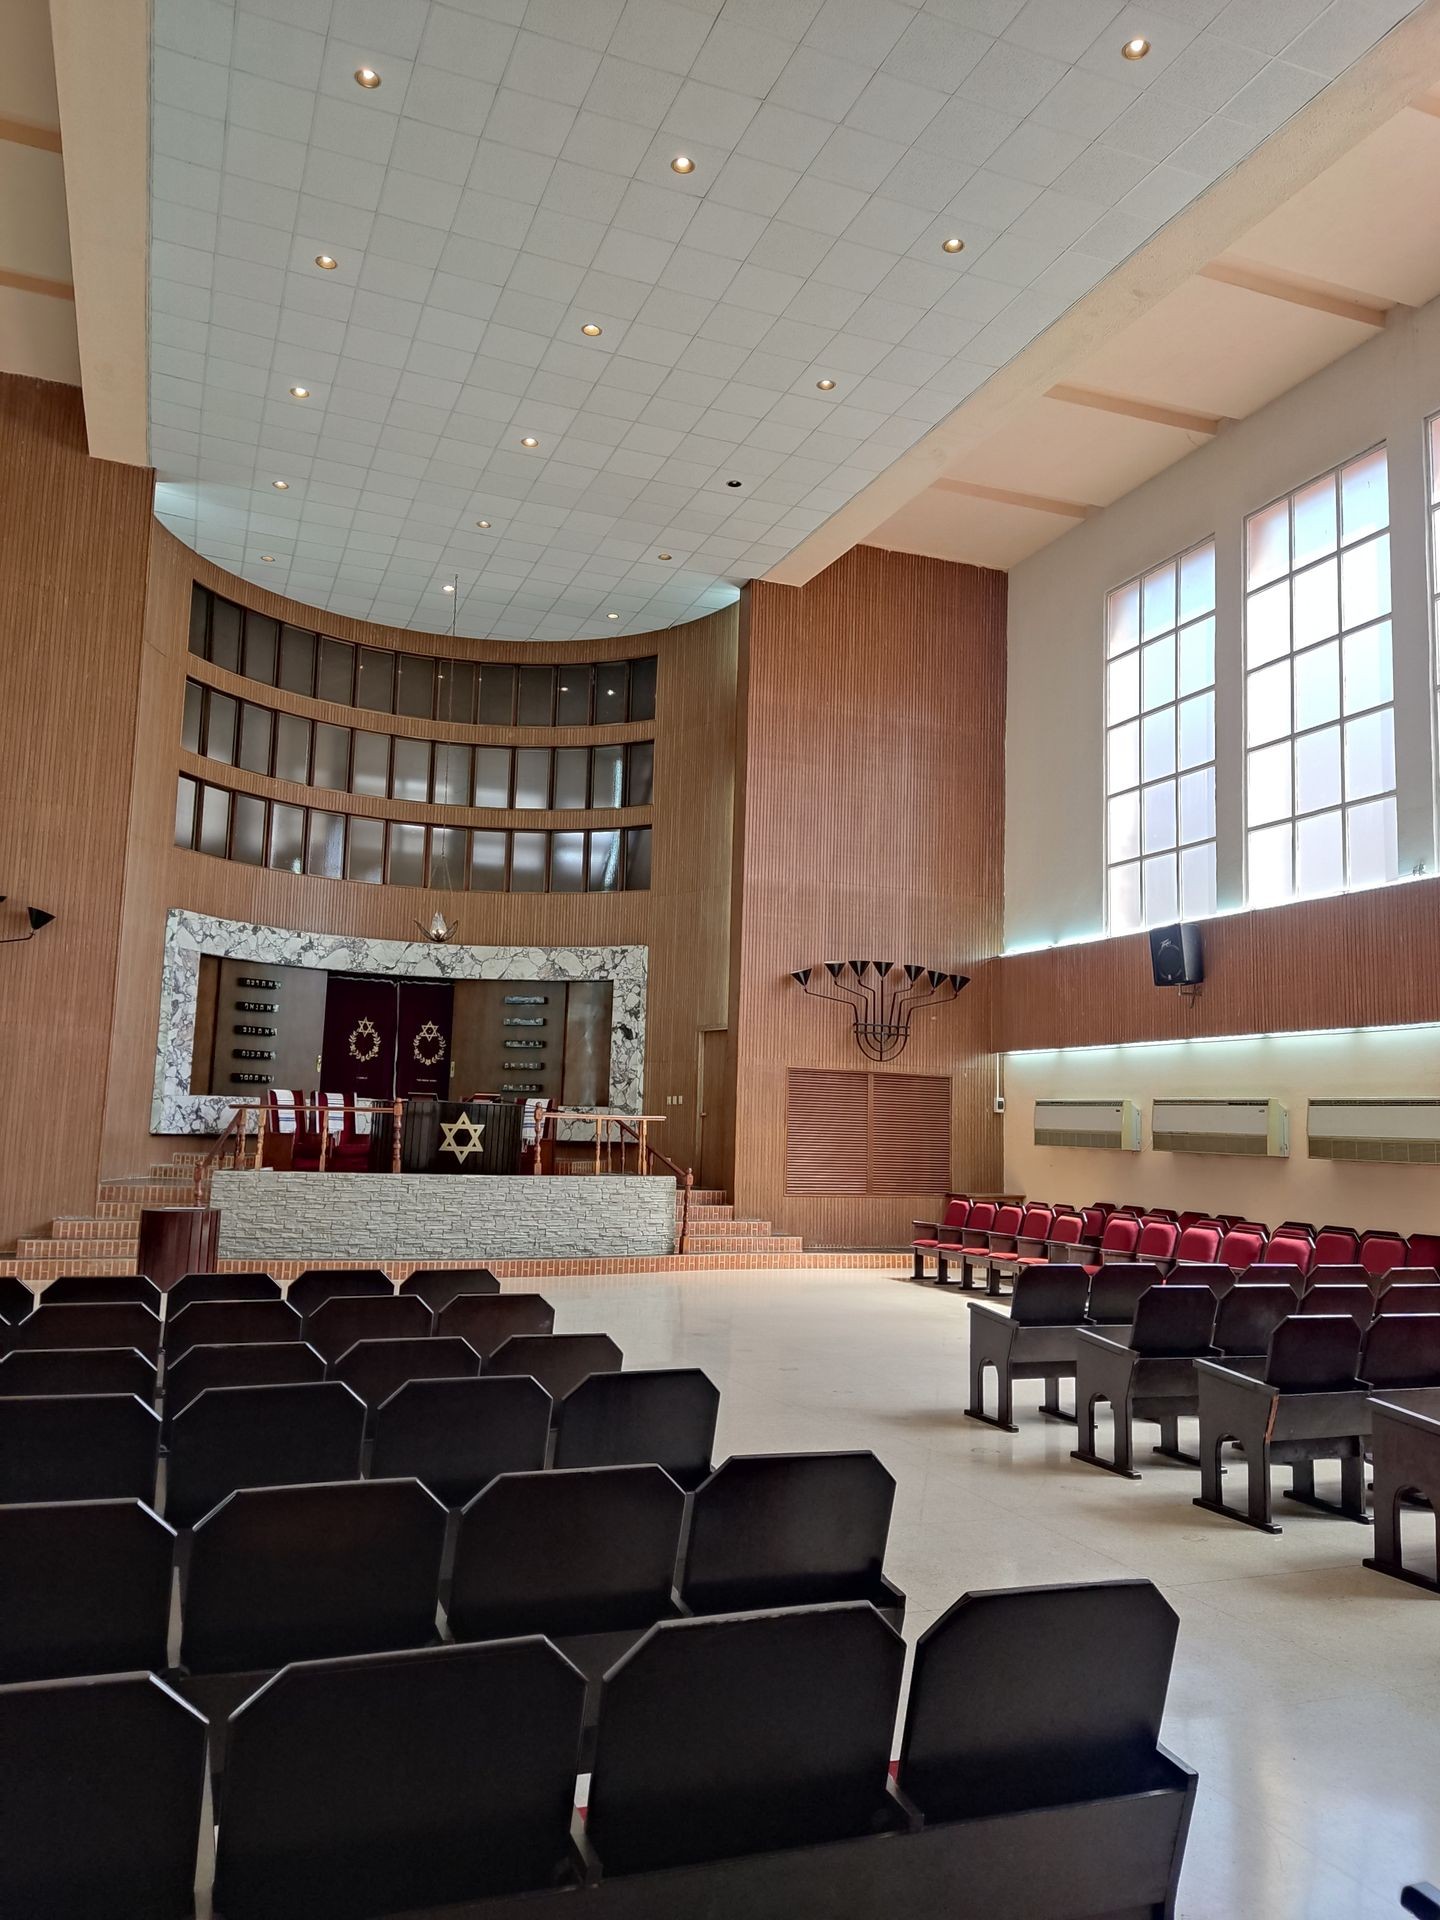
[1194,1358,1276,1400]
[966,1301,1009,1326]
[911,1220,939,1236]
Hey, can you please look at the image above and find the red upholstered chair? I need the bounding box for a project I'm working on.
[1359,1230,1408,1281]
[1216,1223,1269,1273]
[979,1204,1057,1295]
[1078,1206,1109,1246]
[958,1202,1026,1291]
[1177,1211,1207,1230]
[1081,1213,1141,1276]
[1134,1219,1179,1270]
[1042,1212,1086,1262]
[1256,1228,1314,1276]
[934,1201,994,1287]
[1172,1221,1223,1266]
[327,1104,373,1173]
[1313,1225,1360,1266]
[909,1198,970,1283]
[1141,1208,1179,1224]
[1405,1232,1440,1270]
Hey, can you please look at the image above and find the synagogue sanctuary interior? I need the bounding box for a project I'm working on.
[7,0,1440,1915]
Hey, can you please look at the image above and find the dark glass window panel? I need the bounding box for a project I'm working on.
[591,744,624,808]
[517,666,554,725]
[243,614,279,685]
[181,681,203,754]
[625,825,652,891]
[555,667,593,725]
[391,736,431,802]
[473,747,511,808]
[551,830,584,893]
[626,739,654,805]
[268,802,305,873]
[278,626,316,696]
[231,793,267,866]
[477,664,516,724]
[307,810,344,879]
[273,712,312,784]
[351,731,389,797]
[588,829,621,892]
[387,822,426,887]
[209,598,242,673]
[514,748,550,809]
[204,692,237,765]
[198,785,231,857]
[435,659,476,725]
[553,747,589,810]
[470,829,507,892]
[317,636,356,705]
[188,588,210,658]
[432,743,472,808]
[511,831,546,892]
[429,827,467,890]
[396,653,435,718]
[237,703,273,776]
[312,723,350,791]
[355,648,395,711]
[174,775,198,849]
[629,655,657,722]
[346,816,385,884]
[594,662,628,724]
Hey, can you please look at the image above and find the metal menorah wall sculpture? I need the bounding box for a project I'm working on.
[790,961,969,1062]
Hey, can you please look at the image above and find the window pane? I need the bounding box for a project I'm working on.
[1247,499,1289,588]
[435,660,476,725]
[355,648,395,711]
[1346,794,1398,887]
[1291,475,1337,567]
[627,739,654,805]
[588,829,621,891]
[306,810,345,879]
[473,747,511,808]
[514,748,551,808]
[1178,766,1214,844]
[316,636,355,704]
[1141,564,1175,639]
[1106,582,1140,655]
[1176,617,1213,697]
[346,816,385,883]
[1107,652,1139,724]
[1176,694,1212,772]
[1178,544,1215,621]
[1108,860,1140,932]
[1247,741,1291,827]
[432,742,472,807]
[237,703,273,775]
[1343,707,1395,801]
[232,794,266,865]
[511,830,547,891]
[175,775,198,849]
[516,666,554,725]
[1180,842,1216,919]
[243,613,279,685]
[312,722,350,791]
[553,747,589,810]
[1342,620,1392,715]
[1248,822,1293,905]
[629,655,657,720]
[1141,781,1176,853]
[351,731,389,797]
[595,662,629,723]
[592,744,625,807]
[1294,725,1342,815]
[1246,579,1289,668]
[1432,416,1440,506]
[210,598,242,672]
[268,802,305,873]
[551,830,585,892]
[205,691,237,764]
[429,827,467,890]
[1108,791,1139,862]
[277,626,316,696]
[1106,720,1138,794]
[624,825,652,890]
[188,589,210,658]
[1296,809,1343,897]
[1141,636,1174,710]
[470,829,507,891]
[477,664,516,723]
[396,654,435,718]
[1246,661,1290,746]
[555,667,593,725]
[273,713,312,784]
[1293,639,1339,733]
[1142,852,1177,925]
[182,680,203,754]
[197,785,231,856]
[391,736,431,802]
[1340,447,1387,543]
[387,821,426,886]
[1291,557,1338,650]
[1340,532,1390,630]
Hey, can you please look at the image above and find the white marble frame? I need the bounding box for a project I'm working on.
[153,908,648,1136]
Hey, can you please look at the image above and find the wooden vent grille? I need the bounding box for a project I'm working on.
[786,1069,951,1195]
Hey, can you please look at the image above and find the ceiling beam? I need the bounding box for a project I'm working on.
[932,476,1096,519]
[1045,384,1227,437]
[1199,258,1392,328]
[0,117,61,153]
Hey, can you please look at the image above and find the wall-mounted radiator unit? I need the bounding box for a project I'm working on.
[1151,1098,1289,1158]
[1033,1099,1141,1152]
[1308,1098,1440,1165]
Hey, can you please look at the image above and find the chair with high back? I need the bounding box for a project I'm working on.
[1259,1227,1315,1274]
[908,1196,970,1283]
[1171,1220,1224,1267]
[1313,1224,1361,1266]
[1168,1261,1237,1296]
[1297,1284,1375,1329]
[4,1301,162,1360]
[1377,1283,1440,1316]
[0,1392,160,1505]
[1359,1230,1409,1284]
[398,1267,500,1310]
[164,1299,302,1364]
[371,1374,552,1507]
[975,1203,1057,1295]
[163,1340,326,1426]
[934,1200,995,1287]
[165,1381,366,1529]
[1307,1262,1368,1288]
[965,1268,1091,1432]
[955,1201,1026,1291]
[1072,1286,1219,1478]
[489,1332,622,1404]
[40,1274,163,1310]
[328,1335,481,1419]
[286,1268,393,1318]
[1405,1233,1440,1272]
[0,1346,156,1400]
[1360,1315,1440,1392]
[1216,1223,1269,1273]
[434,1291,554,1356]
[302,1292,432,1364]
[0,1497,175,1683]
[1244,1263,1307,1297]
[1079,1211,1142,1275]
[168,1272,281,1312]
[552,1367,720,1490]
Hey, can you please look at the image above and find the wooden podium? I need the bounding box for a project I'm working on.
[136,1206,220,1292]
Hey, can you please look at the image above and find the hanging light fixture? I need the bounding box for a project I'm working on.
[790,960,968,1061]
[419,572,464,946]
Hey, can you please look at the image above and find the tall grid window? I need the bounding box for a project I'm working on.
[1104,541,1217,931]
[1244,447,1395,905]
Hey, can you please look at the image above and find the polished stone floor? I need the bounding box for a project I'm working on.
[544,1265,1440,1920]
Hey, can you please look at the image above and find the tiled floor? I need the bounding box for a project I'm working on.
[542,1264,1440,1920]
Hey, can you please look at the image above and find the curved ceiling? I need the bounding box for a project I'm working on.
[144,0,1424,640]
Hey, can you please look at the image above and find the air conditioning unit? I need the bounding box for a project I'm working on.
[1033,1098,1141,1152]
[1152,1097,1288,1158]
[1308,1098,1440,1165]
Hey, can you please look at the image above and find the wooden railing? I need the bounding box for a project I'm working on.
[194,1099,404,1201]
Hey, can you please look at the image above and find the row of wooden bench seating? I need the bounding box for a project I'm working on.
[1,1577,1195,1920]
[0,1266,500,1326]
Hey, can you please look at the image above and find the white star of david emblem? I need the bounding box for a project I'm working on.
[438,1112,486,1164]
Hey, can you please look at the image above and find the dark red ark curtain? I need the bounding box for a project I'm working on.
[320,976,399,1098]
[396,981,455,1099]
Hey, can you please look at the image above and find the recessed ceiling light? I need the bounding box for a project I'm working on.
[476,519,491,528]
[272,479,289,490]
[520,435,539,448]
[315,254,338,270]
[726,479,742,487]
[670,155,695,174]
[260,554,276,563]
[816,377,836,391]
[1122,35,1150,58]
[581,322,603,337]
[658,552,672,560]
[607,611,619,620]
[288,385,310,398]
[354,65,381,87]
[941,236,965,254]
[442,582,455,594]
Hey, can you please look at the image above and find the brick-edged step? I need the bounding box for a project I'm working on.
[52,1217,141,1241]
[17,1237,142,1263]
[98,1180,193,1206]
[681,1232,805,1252]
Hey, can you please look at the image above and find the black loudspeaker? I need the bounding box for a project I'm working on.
[1149,923,1203,988]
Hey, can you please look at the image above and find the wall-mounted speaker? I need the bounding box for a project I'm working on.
[1149,922,1203,988]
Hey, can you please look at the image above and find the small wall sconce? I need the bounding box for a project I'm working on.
[0,901,56,946]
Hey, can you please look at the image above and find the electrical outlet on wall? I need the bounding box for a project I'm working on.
[994,1095,1006,1114]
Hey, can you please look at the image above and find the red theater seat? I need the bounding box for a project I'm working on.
[1134,1219,1179,1268]
[1405,1233,1440,1270]
[1216,1224,1269,1273]
[1257,1229,1314,1276]
[1172,1222,1223,1265]
[909,1199,971,1282]
[1313,1225,1360,1266]
[981,1205,1058,1293]
[1359,1230,1408,1280]
[1080,1213,1141,1276]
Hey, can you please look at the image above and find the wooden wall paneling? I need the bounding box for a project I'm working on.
[0,376,156,1246]
[727,545,1008,1245]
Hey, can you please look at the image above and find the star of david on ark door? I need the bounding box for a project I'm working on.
[439,1112,485,1164]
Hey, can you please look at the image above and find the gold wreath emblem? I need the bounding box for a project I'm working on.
[412,1019,447,1068]
[348,1016,381,1063]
